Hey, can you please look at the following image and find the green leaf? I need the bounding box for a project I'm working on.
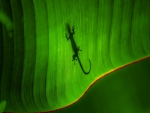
[0,0,150,112]
[0,100,6,113]
[52,57,150,113]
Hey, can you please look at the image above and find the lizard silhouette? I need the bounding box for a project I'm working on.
[65,24,91,74]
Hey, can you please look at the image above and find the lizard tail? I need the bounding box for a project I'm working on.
[77,57,91,74]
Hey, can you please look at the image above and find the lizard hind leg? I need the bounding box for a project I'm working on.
[72,26,75,34]
[72,54,77,65]
[72,59,77,65]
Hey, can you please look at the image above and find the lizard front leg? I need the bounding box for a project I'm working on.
[78,46,82,52]
[65,33,70,40]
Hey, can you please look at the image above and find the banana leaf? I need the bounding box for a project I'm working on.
[0,0,150,112]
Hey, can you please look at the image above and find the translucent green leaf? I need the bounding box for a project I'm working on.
[0,0,150,112]
[0,100,6,113]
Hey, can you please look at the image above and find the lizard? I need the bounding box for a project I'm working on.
[65,24,91,74]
